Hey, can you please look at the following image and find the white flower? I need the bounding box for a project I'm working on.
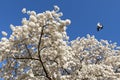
[22,18,28,25]
[54,32,62,39]
[10,24,15,31]
[66,36,69,40]
[60,20,66,25]
[5,49,10,53]
[27,10,31,15]
[1,37,8,42]
[29,15,37,22]
[54,5,60,12]
[29,21,36,27]
[9,35,14,41]
[37,13,46,20]
[46,11,53,18]
[65,19,71,25]
[30,11,36,16]
[44,28,49,33]
[36,23,39,27]
[58,12,63,17]
[2,31,7,36]
[27,69,34,77]
[86,34,90,39]
[22,25,28,31]
[38,27,42,32]
[17,27,23,32]
[22,8,26,14]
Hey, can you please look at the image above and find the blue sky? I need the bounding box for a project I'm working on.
[0,0,120,45]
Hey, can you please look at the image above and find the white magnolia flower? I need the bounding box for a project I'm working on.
[37,13,45,19]
[22,18,28,25]
[29,15,37,22]
[22,8,26,14]
[58,12,63,17]
[9,35,14,41]
[1,31,7,36]
[65,19,71,25]
[27,10,31,15]
[29,21,36,27]
[54,5,60,12]
[23,25,28,31]
[10,24,15,31]
[30,11,36,16]
[27,69,34,77]
[46,11,52,18]
[54,32,62,39]
[1,37,8,42]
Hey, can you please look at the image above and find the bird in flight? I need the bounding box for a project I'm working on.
[97,22,103,31]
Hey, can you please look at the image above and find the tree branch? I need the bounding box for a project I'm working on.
[37,25,52,80]
[24,44,32,58]
[13,57,39,60]
[44,55,60,65]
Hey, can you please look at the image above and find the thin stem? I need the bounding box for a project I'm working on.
[24,44,32,58]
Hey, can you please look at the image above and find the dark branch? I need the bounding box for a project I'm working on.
[40,45,51,52]
[45,55,60,64]
[24,44,32,58]
[37,25,52,80]
[13,57,39,60]
[61,67,71,75]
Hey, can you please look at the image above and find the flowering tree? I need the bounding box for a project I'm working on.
[0,6,120,80]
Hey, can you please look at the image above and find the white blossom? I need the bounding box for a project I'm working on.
[22,8,26,14]
[22,18,28,25]
[65,19,71,25]
[54,5,60,12]
[27,69,34,77]
[37,13,45,19]
[54,32,62,39]
[1,31,7,36]
[30,11,36,16]
[10,24,15,31]
[27,10,31,15]
[1,37,8,42]
[29,15,37,22]
[45,11,53,19]
[58,12,63,17]
[28,21,36,27]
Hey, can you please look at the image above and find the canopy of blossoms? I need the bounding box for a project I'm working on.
[0,6,120,80]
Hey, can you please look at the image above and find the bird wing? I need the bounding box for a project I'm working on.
[97,27,99,31]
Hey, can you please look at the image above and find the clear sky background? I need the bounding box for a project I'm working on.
[0,0,120,45]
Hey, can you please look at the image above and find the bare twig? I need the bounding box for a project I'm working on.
[24,44,32,58]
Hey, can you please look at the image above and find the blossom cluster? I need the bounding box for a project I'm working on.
[0,6,120,80]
